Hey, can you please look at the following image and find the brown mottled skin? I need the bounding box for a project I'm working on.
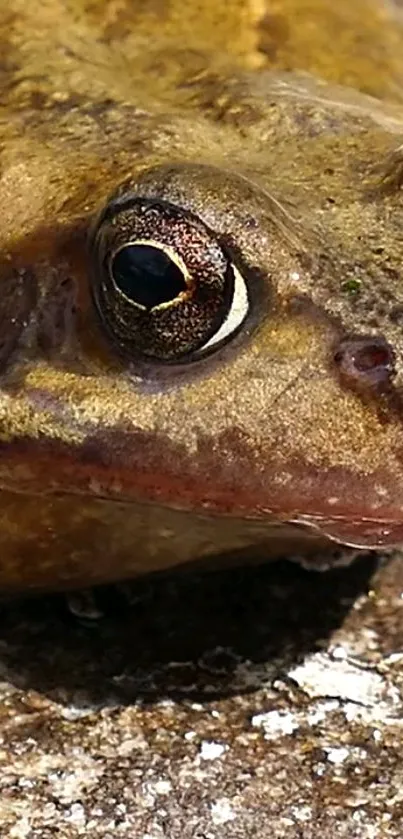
[0,0,403,591]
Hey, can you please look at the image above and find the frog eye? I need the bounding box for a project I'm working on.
[90,197,249,362]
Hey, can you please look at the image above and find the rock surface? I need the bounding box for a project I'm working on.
[0,553,403,837]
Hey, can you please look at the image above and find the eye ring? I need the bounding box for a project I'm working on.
[89,194,250,364]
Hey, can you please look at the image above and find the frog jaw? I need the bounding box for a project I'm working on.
[0,421,403,551]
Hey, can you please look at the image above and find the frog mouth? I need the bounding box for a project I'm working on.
[288,513,403,551]
[0,427,403,553]
[0,457,402,553]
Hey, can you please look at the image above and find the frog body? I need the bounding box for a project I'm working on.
[0,0,403,590]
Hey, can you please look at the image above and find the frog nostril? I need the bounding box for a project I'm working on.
[333,335,395,392]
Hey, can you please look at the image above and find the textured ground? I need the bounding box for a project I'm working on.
[0,552,403,837]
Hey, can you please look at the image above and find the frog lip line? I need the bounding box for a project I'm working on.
[1,478,402,550]
[288,515,402,550]
[0,467,401,534]
[0,459,402,550]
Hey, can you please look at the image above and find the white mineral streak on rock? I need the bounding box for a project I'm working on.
[251,710,300,739]
[288,651,401,724]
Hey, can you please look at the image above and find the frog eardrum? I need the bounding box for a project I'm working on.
[90,187,249,363]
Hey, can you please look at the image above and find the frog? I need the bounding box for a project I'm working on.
[0,0,403,593]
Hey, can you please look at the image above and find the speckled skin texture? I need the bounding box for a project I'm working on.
[1,0,403,588]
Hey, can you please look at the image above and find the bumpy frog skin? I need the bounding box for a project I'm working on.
[0,0,403,591]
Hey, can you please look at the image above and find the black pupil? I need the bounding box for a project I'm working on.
[111,244,186,309]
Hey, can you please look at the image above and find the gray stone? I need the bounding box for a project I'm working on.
[0,552,402,837]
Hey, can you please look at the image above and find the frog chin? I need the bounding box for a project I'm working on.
[289,514,403,550]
